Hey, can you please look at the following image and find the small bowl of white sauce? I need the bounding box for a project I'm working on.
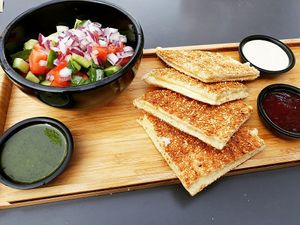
[239,35,295,74]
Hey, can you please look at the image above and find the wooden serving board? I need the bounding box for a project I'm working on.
[0,39,300,209]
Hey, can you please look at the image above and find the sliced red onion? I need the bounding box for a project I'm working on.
[71,41,80,47]
[44,40,52,50]
[107,53,119,65]
[38,21,135,72]
[53,59,59,66]
[81,39,89,47]
[73,29,85,39]
[46,74,54,81]
[109,28,118,34]
[88,23,96,33]
[58,32,66,38]
[85,35,94,44]
[65,55,71,62]
[59,67,72,81]
[38,33,45,46]
[93,22,102,28]
[87,30,98,42]
[91,53,99,65]
[70,48,84,56]
[84,53,92,61]
[123,46,134,52]
[56,25,69,33]
[51,46,60,52]
[99,39,108,47]
[59,42,67,55]
[61,36,70,45]
[117,51,133,58]
[110,32,120,42]
[39,60,47,66]
[119,35,127,43]
[57,53,65,62]
[86,45,93,54]
[66,38,74,47]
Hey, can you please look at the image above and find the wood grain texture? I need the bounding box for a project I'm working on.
[0,67,12,135]
[0,39,299,209]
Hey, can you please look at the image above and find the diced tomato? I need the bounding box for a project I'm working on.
[51,80,70,87]
[33,44,44,51]
[108,43,124,54]
[47,61,70,87]
[76,72,89,80]
[118,57,130,66]
[29,46,49,75]
[93,45,109,62]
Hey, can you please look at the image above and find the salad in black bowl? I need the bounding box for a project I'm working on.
[0,0,144,107]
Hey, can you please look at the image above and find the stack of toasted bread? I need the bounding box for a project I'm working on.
[133,47,265,196]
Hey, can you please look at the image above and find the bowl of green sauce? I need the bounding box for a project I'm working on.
[0,117,73,189]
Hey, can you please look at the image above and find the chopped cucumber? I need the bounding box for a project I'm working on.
[13,58,30,73]
[38,74,46,82]
[68,60,81,74]
[74,19,87,29]
[25,71,39,83]
[40,80,52,86]
[10,49,31,61]
[71,75,83,86]
[104,65,121,76]
[79,79,91,85]
[71,54,91,68]
[71,75,90,86]
[89,67,104,82]
[47,50,57,68]
[48,32,59,42]
[23,39,38,50]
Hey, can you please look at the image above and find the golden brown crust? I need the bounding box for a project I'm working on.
[156,47,259,83]
[144,68,247,94]
[143,68,248,105]
[134,89,252,148]
[139,114,265,194]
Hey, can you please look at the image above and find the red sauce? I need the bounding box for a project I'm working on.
[263,90,300,133]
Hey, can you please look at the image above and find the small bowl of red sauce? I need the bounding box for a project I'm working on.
[257,84,300,139]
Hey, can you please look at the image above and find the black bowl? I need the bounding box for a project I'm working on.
[0,117,73,189]
[257,84,300,139]
[0,0,144,108]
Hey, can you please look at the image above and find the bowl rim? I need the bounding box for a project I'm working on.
[257,83,300,139]
[239,34,296,74]
[0,0,144,94]
[0,117,73,189]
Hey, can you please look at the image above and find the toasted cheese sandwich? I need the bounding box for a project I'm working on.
[138,114,265,196]
[133,89,252,149]
[156,47,259,83]
[142,68,248,105]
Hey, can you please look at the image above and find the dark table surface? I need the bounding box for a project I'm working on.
[1,0,300,224]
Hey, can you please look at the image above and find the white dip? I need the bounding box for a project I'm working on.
[242,39,290,71]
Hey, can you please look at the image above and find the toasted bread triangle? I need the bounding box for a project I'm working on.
[133,89,252,149]
[156,47,259,83]
[138,114,265,196]
[142,68,248,105]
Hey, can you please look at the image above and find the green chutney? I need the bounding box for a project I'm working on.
[0,124,67,184]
